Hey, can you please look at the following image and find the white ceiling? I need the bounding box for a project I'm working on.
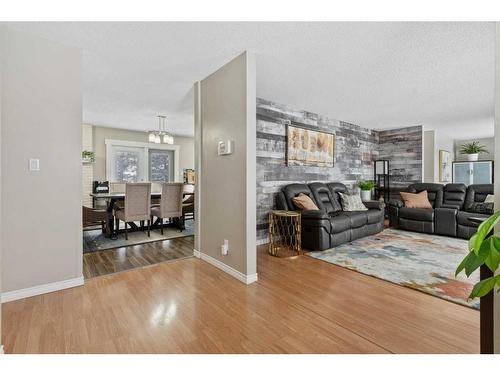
[4,22,495,139]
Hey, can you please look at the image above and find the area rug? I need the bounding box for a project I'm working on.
[83,220,194,253]
[306,229,479,309]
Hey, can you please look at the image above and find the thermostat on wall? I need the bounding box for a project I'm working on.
[217,140,234,156]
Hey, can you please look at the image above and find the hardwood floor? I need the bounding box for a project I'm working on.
[83,236,194,279]
[2,240,479,353]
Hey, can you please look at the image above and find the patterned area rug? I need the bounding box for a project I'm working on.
[306,229,479,309]
[83,220,194,253]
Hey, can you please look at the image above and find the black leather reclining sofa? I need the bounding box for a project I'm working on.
[276,182,385,251]
[387,183,493,239]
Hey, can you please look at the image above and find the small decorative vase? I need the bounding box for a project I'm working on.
[360,190,372,202]
[467,153,479,161]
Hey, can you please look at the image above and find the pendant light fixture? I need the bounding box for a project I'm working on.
[148,115,174,145]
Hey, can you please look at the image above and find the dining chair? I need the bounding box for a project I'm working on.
[151,182,184,234]
[114,182,152,240]
[182,194,195,224]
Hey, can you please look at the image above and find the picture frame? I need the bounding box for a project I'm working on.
[183,169,195,184]
[439,150,451,182]
[286,124,335,167]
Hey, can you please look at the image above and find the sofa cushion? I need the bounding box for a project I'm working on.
[339,192,368,211]
[469,202,494,215]
[283,184,315,211]
[407,183,444,208]
[292,193,319,210]
[400,191,432,209]
[399,207,434,221]
[341,211,368,228]
[366,209,384,224]
[309,182,342,213]
[457,211,490,227]
[328,212,351,233]
[464,184,494,211]
[442,183,466,210]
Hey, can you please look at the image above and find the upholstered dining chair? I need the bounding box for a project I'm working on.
[114,182,152,240]
[151,182,184,234]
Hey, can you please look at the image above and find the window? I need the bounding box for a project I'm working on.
[149,149,175,182]
[106,140,179,183]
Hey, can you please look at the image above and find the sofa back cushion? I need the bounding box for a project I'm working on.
[282,184,317,211]
[465,184,494,212]
[442,183,467,210]
[326,182,348,210]
[292,193,319,210]
[407,183,443,208]
[400,190,433,209]
[309,182,342,214]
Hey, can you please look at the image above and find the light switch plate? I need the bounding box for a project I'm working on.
[29,158,40,171]
[217,140,234,156]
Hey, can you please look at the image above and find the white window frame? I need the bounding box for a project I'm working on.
[105,139,181,182]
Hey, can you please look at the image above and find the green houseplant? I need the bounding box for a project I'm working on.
[459,141,489,161]
[456,211,500,299]
[357,180,376,202]
[82,150,95,163]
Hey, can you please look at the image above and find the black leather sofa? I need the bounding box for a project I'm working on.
[276,182,385,251]
[388,183,493,239]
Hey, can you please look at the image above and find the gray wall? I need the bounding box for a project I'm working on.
[256,98,423,243]
[1,28,83,293]
[378,125,423,191]
[198,51,257,278]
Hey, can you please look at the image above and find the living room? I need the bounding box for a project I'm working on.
[1,10,500,370]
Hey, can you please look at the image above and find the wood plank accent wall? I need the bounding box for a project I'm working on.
[256,98,423,244]
[377,125,423,197]
[256,98,379,243]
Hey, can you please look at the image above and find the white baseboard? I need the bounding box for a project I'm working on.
[256,238,269,246]
[198,252,258,285]
[193,249,201,258]
[1,276,84,303]
[0,345,4,354]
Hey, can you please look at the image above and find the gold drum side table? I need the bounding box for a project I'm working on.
[268,210,301,257]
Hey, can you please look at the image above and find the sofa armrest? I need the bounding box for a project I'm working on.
[387,199,404,208]
[301,209,329,220]
[363,200,385,210]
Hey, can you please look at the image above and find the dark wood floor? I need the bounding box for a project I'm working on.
[83,236,194,279]
[2,237,479,353]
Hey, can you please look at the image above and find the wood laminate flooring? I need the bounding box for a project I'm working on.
[83,236,194,279]
[2,239,479,353]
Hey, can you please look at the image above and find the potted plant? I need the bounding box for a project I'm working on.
[459,141,489,161]
[82,150,95,163]
[456,211,500,299]
[357,180,376,202]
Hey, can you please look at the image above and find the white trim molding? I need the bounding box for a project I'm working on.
[104,139,181,182]
[1,276,84,303]
[193,249,201,258]
[0,345,4,354]
[198,252,258,285]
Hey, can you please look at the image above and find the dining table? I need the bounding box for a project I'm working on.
[90,191,194,239]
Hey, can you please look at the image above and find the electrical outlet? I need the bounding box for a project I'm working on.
[221,239,229,255]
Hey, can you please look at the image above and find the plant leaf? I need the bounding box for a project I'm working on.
[484,237,500,272]
[469,276,497,299]
[456,250,480,277]
[469,211,500,255]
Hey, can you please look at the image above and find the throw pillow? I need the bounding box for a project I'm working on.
[485,194,495,203]
[292,193,319,210]
[469,202,494,215]
[400,190,432,209]
[338,192,368,211]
